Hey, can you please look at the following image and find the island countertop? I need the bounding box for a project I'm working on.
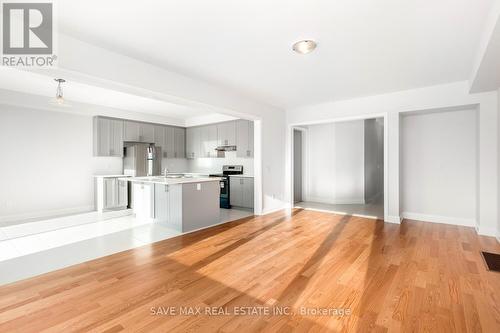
[119,176,222,185]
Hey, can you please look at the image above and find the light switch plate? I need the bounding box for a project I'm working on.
[196,183,201,191]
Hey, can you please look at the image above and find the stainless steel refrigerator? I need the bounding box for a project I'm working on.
[123,143,161,176]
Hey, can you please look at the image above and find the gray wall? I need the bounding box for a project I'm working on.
[364,118,384,203]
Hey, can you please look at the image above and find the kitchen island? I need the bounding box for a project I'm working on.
[120,176,221,232]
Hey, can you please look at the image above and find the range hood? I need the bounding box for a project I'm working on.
[215,145,237,152]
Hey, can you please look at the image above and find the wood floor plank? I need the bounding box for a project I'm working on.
[0,209,499,332]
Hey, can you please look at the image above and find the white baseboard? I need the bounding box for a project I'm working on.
[476,225,498,237]
[303,197,366,205]
[401,212,475,227]
[0,205,94,225]
[260,205,287,216]
[385,215,401,224]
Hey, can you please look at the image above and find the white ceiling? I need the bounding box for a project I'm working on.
[58,0,495,108]
[0,67,232,123]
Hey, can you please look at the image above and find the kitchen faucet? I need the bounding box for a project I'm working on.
[163,168,169,176]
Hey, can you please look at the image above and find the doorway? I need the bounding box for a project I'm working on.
[292,117,385,220]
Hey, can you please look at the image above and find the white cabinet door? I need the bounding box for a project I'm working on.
[109,119,123,157]
[230,177,243,207]
[94,117,111,156]
[132,182,154,219]
[186,127,200,159]
[217,121,236,146]
[236,120,253,158]
[117,180,128,207]
[94,117,123,157]
[154,184,182,230]
[174,127,186,158]
[104,178,117,208]
[124,121,141,141]
[200,124,218,158]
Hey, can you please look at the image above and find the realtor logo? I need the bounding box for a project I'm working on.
[1,1,57,67]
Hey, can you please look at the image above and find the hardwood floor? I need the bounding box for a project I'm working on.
[0,209,499,332]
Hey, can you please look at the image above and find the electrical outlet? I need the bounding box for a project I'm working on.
[196,183,201,191]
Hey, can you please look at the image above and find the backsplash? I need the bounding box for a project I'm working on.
[162,151,254,175]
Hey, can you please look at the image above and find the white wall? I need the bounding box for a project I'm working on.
[287,81,498,235]
[54,35,286,215]
[401,109,477,226]
[187,152,254,175]
[0,106,122,223]
[304,120,365,204]
[364,118,384,203]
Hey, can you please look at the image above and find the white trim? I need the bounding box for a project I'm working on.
[385,215,401,224]
[288,112,389,224]
[303,197,366,205]
[259,205,287,216]
[0,205,94,225]
[476,225,498,237]
[401,212,476,227]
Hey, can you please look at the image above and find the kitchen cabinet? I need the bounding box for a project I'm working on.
[124,120,155,143]
[154,183,182,230]
[140,123,155,143]
[95,176,128,212]
[174,127,186,158]
[236,119,254,158]
[153,125,165,148]
[163,126,175,158]
[123,121,140,141]
[200,124,218,157]
[229,176,254,209]
[186,127,201,159]
[93,116,123,157]
[132,182,154,219]
[217,121,236,146]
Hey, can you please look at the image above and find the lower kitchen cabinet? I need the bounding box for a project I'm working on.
[229,176,254,209]
[132,182,154,220]
[95,176,128,212]
[154,183,182,230]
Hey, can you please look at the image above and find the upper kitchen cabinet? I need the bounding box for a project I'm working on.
[164,126,175,158]
[200,124,218,157]
[93,116,123,157]
[123,121,140,141]
[236,119,254,158]
[186,127,200,159]
[217,121,236,146]
[153,125,165,148]
[173,127,186,158]
[140,123,155,143]
[123,120,155,143]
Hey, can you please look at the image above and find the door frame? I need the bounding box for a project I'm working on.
[288,113,389,221]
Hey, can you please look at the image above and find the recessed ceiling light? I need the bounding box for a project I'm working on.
[292,40,317,54]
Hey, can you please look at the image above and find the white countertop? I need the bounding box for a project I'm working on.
[228,174,254,178]
[119,176,222,185]
[94,175,131,178]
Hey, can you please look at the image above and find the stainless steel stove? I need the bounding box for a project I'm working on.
[209,165,243,209]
